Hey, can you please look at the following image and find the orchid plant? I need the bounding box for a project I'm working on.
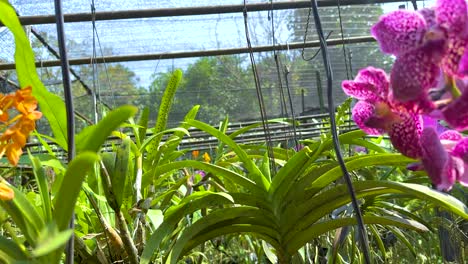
[343,0,468,191]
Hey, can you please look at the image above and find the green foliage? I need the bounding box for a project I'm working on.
[139,122,468,263]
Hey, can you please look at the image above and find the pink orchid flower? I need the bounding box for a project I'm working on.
[371,0,468,104]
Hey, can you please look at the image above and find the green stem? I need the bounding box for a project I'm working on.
[449,76,461,99]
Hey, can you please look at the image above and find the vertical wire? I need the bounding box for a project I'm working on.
[336,0,353,156]
[308,1,371,263]
[283,64,299,146]
[269,1,297,149]
[91,1,99,123]
[53,0,76,263]
[337,0,350,80]
[243,0,276,175]
[91,0,116,112]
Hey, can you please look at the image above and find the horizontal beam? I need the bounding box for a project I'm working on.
[0,36,375,70]
[8,0,415,26]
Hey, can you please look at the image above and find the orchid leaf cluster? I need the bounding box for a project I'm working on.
[343,0,468,191]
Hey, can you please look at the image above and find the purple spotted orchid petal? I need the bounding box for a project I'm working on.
[352,101,385,135]
[442,89,468,130]
[420,127,457,191]
[388,112,423,158]
[457,48,468,77]
[439,130,463,151]
[452,138,468,187]
[419,8,437,28]
[391,95,436,114]
[342,67,389,102]
[439,130,463,141]
[390,47,441,102]
[435,0,468,34]
[371,10,427,56]
[440,35,468,77]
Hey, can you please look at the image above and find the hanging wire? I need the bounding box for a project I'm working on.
[268,1,287,118]
[336,0,353,157]
[337,0,350,80]
[53,0,76,263]
[283,64,299,146]
[268,0,298,149]
[301,4,333,62]
[90,1,99,123]
[90,0,116,113]
[308,0,371,263]
[243,0,276,175]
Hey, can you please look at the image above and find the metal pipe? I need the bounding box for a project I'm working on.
[4,0,417,26]
[54,0,76,262]
[0,36,375,70]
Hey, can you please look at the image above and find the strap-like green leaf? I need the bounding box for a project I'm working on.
[113,138,132,208]
[53,152,99,231]
[140,192,235,264]
[29,154,52,222]
[0,235,29,262]
[309,153,414,191]
[286,215,428,254]
[77,105,137,153]
[269,147,312,206]
[143,160,262,194]
[31,224,73,258]
[282,181,468,245]
[166,207,278,263]
[136,107,150,147]
[0,185,44,247]
[186,119,269,191]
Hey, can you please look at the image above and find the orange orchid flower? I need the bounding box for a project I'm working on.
[0,93,15,123]
[0,87,42,166]
[192,150,200,159]
[0,181,14,201]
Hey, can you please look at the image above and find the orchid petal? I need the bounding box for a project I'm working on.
[407,162,424,171]
[388,113,423,158]
[457,47,468,77]
[442,89,468,130]
[452,138,468,162]
[448,156,466,189]
[439,130,463,141]
[420,127,455,191]
[390,47,440,102]
[342,67,389,101]
[422,115,446,134]
[440,35,468,77]
[352,101,384,135]
[392,96,436,114]
[436,0,468,34]
[458,165,468,187]
[439,130,463,151]
[371,10,427,56]
[418,8,436,28]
